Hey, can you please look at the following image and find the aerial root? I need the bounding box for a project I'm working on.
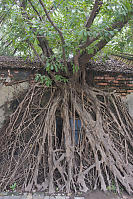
[0,83,133,194]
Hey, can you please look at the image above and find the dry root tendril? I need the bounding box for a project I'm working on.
[0,83,133,194]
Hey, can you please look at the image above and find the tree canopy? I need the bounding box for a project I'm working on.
[0,0,133,68]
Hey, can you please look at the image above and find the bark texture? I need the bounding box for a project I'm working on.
[0,83,133,194]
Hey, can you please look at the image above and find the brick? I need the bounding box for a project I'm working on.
[127,90,133,93]
[104,76,114,80]
[117,78,123,80]
[113,80,119,83]
[94,76,104,80]
[97,83,108,86]
[117,74,123,78]
[127,84,133,87]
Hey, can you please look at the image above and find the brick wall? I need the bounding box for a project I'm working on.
[91,71,133,96]
[0,68,34,85]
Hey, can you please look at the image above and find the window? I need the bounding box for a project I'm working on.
[56,117,81,145]
[70,119,81,144]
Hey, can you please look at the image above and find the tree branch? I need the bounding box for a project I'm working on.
[0,7,12,25]
[16,0,52,58]
[28,41,45,67]
[38,0,67,68]
[85,0,103,30]
[0,14,6,24]
[79,14,133,66]
[28,1,54,58]
[28,0,43,21]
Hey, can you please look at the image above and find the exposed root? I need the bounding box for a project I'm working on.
[0,83,133,194]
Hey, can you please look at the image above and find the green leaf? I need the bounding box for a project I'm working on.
[10,183,17,191]
[50,65,54,70]
[35,74,41,82]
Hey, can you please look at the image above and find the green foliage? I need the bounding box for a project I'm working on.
[46,56,67,73]
[35,73,68,85]
[35,74,52,86]
[10,182,16,191]
[0,0,132,56]
[107,184,117,193]
[55,75,68,83]
[107,180,124,194]
[0,0,132,78]
[72,64,79,73]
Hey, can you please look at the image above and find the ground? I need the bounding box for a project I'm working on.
[0,191,133,199]
[84,191,133,199]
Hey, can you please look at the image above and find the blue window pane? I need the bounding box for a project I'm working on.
[70,119,81,144]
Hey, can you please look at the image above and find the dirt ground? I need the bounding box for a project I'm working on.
[0,191,133,199]
[83,191,133,199]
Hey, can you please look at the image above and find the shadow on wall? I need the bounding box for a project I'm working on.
[126,93,133,118]
[0,83,28,129]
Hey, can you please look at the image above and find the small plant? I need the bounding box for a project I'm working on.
[10,182,17,191]
[107,181,117,193]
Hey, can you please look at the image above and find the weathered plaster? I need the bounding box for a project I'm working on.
[0,82,28,128]
[126,93,133,118]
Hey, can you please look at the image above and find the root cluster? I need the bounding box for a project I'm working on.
[0,83,133,194]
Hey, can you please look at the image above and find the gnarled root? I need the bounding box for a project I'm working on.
[0,83,133,194]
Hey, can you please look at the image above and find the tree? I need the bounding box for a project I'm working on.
[0,0,133,194]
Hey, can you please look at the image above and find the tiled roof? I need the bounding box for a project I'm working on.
[87,55,133,74]
[0,55,133,74]
[0,56,41,70]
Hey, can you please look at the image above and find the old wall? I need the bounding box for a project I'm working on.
[0,82,28,128]
[0,68,33,129]
[93,72,133,96]
[0,66,35,129]
[0,68,133,130]
[126,93,133,118]
[87,71,133,118]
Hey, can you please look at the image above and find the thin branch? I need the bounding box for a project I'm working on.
[38,0,67,68]
[79,15,132,65]
[17,0,52,58]
[72,11,132,66]
[73,4,132,66]
[28,41,45,67]
[85,0,103,30]
[13,48,18,55]
[5,41,13,48]
[0,14,6,24]
[28,0,43,21]
[0,6,12,24]
[78,16,131,52]
[79,36,99,50]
